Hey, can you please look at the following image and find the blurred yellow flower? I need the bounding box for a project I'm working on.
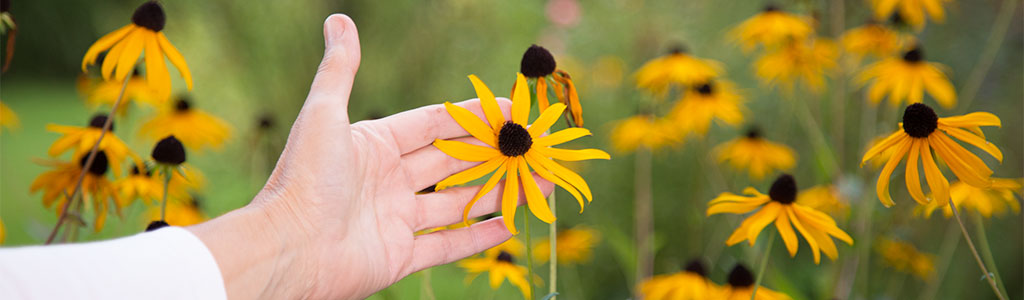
[46,114,140,177]
[714,129,796,180]
[116,165,197,207]
[754,39,838,93]
[146,198,206,226]
[459,239,532,299]
[719,264,792,300]
[861,103,1001,207]
[0,100,18,133]
[708,174,854,264]
[840,22,909,61]
[730,5,814,52]
[797,185,849,217]
[433,74,609,234]
[609,115,681,153]
[870,0,951,30]
[918,178,1022,219]
[81,1,192,100]
[875,238,936,280]
[516,45,584,127]
[533,225,600,265]
[639,260,721,300]
[30,151,121,232]
[634,47,723,96]
[139,97,232,151]
[85,72,167,115]
[856,46,956,108]
[668,80,745,137]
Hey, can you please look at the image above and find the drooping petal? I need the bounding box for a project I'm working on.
[929,133,992,188]
[82,25,135,71]
[534,127,591,147]
[527,151,592,201]
[787,207,821,264]
[518,158,555,223]
[511,74,531,125]
[435,157,505,191]
[940,125,1003,162]
[938,112,1001,128]
[525,154,585,213]
[536,78,550,113]
[876,138,913,207]
[921,142,950,202]
[775,207,800,256]
[862,131,907,165]
[143,33,172,100]
[102,31,132,80]
[469,75,505,130]
[793,205,853,244]
[115,30,146,81]
[745,202,782,245]
[528,103,566,137]
[463,161,509,224]
[156,32,193,90]
[443,102,498,147]
[905,139,929,204]
[433,139,501,162]
[502,157,521,234]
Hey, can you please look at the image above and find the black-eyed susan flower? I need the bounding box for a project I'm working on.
[533,225,600,265]
[719,264,792,300]
[433,73,610,234]
[754,39,838,93]
[870,0,950,30]
[875,238,936,280]
[797,185,849,217]
[856,46,956,108]
[714,128,796,180]
[46,114,140,177]
[515,45,584,127]
[918,178,1022,219]
[81,1,191,100]
[86,71,166,115]
[116,165,191,206]
[708,174,854,263]
[639,260,721,300]
[0,100,18,133]
[139,97,231,151]
[730,5,814,52]
[30,151,121,232]
[609,115,681,153]
[668,80,745,137]
[146,197,206,226]
[861,103,1002,206]
[840,21,909,61]
[634,46,723,96]
[459,239,532,299]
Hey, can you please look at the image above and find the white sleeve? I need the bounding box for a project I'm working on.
[0,227,227,300]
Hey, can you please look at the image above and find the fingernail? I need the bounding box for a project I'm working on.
[325,15,346,45]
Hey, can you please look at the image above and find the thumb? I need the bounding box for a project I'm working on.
[307,14,361,110]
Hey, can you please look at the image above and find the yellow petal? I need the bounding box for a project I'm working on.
[102,31,132,80]
[921,142,950,203]
[115,30,146,81]
[511,73,530,125]
[905,139,929,204]
[744,202,782,244]
[534,127,591,147]
[706,197,768,216]
[443,102,498,148]
[82,25,135,71]
[535,147,610,162]
[775,206,800,257]
[468,75,505,130]
[794,205,853,244]
[930,133,992,188]
[433,139,501,162]
[462,159,508,225]
[528,103,566,138]
[787,207,821,264]
[143,33,172,101]
[938,112,1001,128]
[862,131,906,165]
[536,78,550,113]
[518,158,556,223]
[435,157,505,191]
[525,154,585,213]
[876,138,912,207]
[940,125,1002,162]
[502,157,521,234]
[157,32,193,90]
[527,151,592,201]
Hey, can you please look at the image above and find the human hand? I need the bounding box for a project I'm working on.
[187,14,553,300]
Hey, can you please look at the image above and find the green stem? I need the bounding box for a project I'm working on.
[548,192,557,299]
[160,167,172,221]
[957,0,1018,112]
[970,213,1009,298]
[947,199,1006,300]
[750,233,776,300]
[793,95,840,180]
[524,215,534,300]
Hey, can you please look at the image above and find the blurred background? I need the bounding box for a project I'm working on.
[0,0,1020,299]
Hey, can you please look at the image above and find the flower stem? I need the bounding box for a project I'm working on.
[547,192,557,300]
[947,198,1006,300]
[793,95,840,179]
[524,214,534,300]
[970,212,1009,298]
[749,233,776,300]
[160,167,172,221]
[45,76,130,244]
[957,0,1018,112]
[634,147,653,300]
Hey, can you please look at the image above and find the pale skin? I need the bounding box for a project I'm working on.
[186,14,553,299]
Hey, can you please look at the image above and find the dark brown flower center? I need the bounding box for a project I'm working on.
[668,44,688,55]
[520,44,556,78]
[496,251,515,263]
[902,103,938,138]
[769,174,797,204]
[258,114,274,130]
[145,220,169,231]
[498,121,533,157]
[131,1,166,32]
[684,259,708,277]
[902,47,923,63]
[88,114,114,131]
[175,98,192,112]
[80,151,110,176]
[696,83,714,95]
[727,264,755,287]
[152,135,186,165]
[745,127,762,139]
[763,4,780,12]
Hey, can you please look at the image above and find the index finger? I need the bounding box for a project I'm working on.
[355,98,512,155]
